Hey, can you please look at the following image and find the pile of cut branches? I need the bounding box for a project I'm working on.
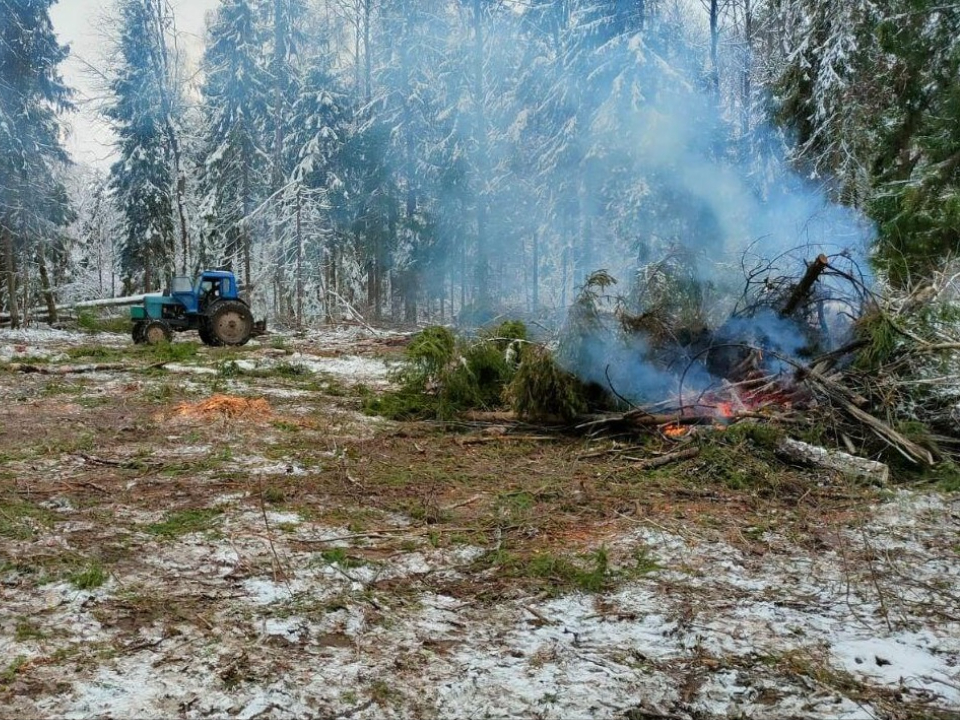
[370,251,960,482]
[544,250,960,479]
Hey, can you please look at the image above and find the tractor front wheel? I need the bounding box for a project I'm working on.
[132,321,147,344]
[143,320,174,345]
[207,300,254,346]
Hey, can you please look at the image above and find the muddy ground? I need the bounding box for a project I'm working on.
[0,325,958,720]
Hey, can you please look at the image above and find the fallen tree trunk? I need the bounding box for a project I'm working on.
[777,438,889,484]
[4,362,133,374]
[4,362,167,375]
[0,293,156,322]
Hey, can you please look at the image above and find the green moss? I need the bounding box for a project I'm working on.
[892,459,960,490]
[0,655,28,685]
[318,547,367,569]
[268,361,310,378]
[261,486,287,504]
[146,508,223,538]
[0,498,58,540]
[14,619,46,642]
[933,463,960,492]
[40,379,82,396]
[65,345,125,361]
[144,341,200,363]
[6,354,51,365]
[723,421,785,450]
[363,386,439,420]
[481,545,618,595]
[695,437,781,492]
[70,561,107,590]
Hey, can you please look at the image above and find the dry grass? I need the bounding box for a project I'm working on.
[173,394,273,420]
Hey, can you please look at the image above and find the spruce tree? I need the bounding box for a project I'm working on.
[775,0,960,284]
[0,0,73,325]
[289,53,350,321]
[105,0,176,292]
[198,0,270,287]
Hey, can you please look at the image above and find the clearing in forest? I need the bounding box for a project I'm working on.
[0,325,957,720]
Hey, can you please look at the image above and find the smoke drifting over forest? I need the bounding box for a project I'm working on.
[438,9,876,402]
[8,0,901,368]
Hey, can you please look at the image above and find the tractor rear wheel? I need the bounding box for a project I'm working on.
[198,321,223,347]
[207,300,254,346]
[132,321,147,344]
[143,320,174,345]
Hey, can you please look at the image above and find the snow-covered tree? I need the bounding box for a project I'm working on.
[198,0,270,287]
[775,0,960,284]
[104,0,181,292]
[0,0,74,325]
[289,53,351,321]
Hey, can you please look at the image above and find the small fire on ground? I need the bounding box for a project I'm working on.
[658,380,802,439]
[662,424,691,439]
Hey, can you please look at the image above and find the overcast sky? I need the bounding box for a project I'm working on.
[50,0,220,170]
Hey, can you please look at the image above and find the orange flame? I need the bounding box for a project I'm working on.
[663,424,689,439]
[716,402,735,418]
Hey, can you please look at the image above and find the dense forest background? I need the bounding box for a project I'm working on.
[1,0,958,327]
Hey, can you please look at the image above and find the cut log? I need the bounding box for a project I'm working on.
[777,438,890,484]
[0,293,157,322]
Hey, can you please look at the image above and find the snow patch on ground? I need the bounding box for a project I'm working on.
[0,328,127,348]
[164,363,217,375]
[242,351,393,386]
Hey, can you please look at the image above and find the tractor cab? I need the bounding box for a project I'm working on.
[166,271,240,314]
[196,270,240,307]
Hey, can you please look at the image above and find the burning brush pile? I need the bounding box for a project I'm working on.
[370,249,960,482]
[556,248,960,477]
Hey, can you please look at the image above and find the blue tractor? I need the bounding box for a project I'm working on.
[130,270,264,346]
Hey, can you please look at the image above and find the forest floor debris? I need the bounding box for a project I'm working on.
[1,326,958,719]
[173,395,273,421]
